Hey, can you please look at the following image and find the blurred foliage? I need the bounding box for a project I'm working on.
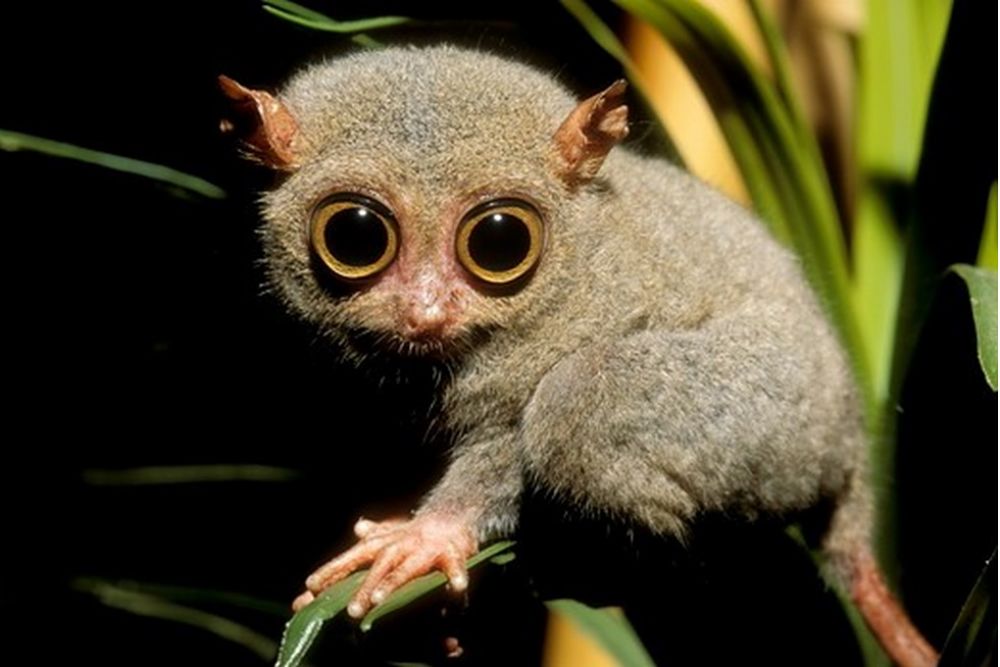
[940,550,997,667]
[0,129,225,199]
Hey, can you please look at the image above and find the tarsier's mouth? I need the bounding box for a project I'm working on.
[343,325,487,362]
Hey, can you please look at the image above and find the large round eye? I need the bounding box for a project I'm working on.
[455,200,544,285]
[310,195,398,281]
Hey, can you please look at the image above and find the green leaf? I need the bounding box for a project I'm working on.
[82,465,300,485]
[0,129,225,199]
[360,541,515,631]
[857,0,953,598]
[951,265,998,391]
[262,0,331,22]
[746,0,813,148]
[274,541,515,667]
[977,182,997,270]
[940,549,996,667]
[75,577,288,617]
[858,0,952,180]
[853,0,952,405]
[546,599,656,667]
[262,1,410,34]
[275,571,367,667]
[853,189,906,404]
[74,578,278,661]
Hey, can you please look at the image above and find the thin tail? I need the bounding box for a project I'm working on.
[849,549,939,667]
[824,467,939,667]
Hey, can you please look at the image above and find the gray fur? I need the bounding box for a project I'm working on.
[259,45,872,584]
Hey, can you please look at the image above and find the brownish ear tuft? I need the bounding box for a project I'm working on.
[552,79,629,186]
[218,75,299,170]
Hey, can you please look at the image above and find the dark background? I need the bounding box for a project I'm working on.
[2,1,995,665]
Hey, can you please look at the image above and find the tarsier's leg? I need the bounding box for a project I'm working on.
[520,325,937,667]
[520,324,847,534]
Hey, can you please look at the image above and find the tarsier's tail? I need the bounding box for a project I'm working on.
[824,469,939,667]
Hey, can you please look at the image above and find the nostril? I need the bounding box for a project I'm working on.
[404,304,449,337]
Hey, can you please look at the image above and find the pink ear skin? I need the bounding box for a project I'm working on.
[552,79,630,187]
[218,75,299,170]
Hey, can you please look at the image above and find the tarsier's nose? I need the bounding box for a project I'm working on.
[402,272,457,339]
[404,301,450,338]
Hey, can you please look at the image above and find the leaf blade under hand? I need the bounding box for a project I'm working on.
[275,570,367,667]
[360,540,516,631]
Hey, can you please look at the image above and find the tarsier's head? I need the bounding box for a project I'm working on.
[222,46,628,360]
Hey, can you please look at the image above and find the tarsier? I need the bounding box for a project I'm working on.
[221,46,937,666]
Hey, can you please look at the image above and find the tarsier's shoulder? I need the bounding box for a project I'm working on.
[597,150,809,305]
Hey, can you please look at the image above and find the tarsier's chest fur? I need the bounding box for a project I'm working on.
[224,44,937,667]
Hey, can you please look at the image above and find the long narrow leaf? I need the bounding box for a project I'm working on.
[856,0,953,599]
[977,182,997,270]
[276,571,367,667]
[262,1,410,34]
[853,189,906,404]
[746,0,813,149]
[82,465,299,485]
[853,0,953,420]
[263,0,333,23]
[75,577,288,617]
[0,129,225,199]
[940,550,996,667]
[858,0,951,180]
[74,578,277,661]
[546,599,655,667]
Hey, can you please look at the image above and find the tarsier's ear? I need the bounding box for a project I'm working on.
[218,75,299,170]
[552,79,629,186]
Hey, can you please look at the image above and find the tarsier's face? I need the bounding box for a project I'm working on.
[242,47,626,359]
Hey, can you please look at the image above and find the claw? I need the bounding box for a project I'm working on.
[291,590,314,612]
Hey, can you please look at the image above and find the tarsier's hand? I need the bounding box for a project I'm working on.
[292,513,478,618]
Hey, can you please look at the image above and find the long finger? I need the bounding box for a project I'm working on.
[440,544,471,593]
[291,590,315,612]
[347,545,405,618]
[366,550,444,608]
[306,533,395,593]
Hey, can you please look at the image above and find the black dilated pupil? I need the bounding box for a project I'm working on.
[323,207,389,267]
[467,213,531,273]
